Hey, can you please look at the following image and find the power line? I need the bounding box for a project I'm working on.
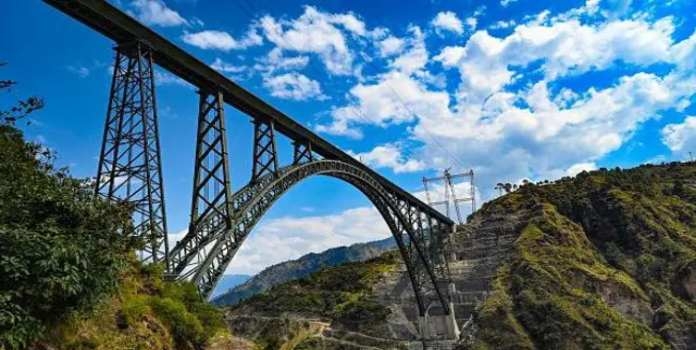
[423,169,476,224]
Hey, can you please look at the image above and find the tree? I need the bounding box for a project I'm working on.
[0,63,44,125]
[0,68,134,349]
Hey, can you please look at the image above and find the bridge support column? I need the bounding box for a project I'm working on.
[95,41,168,265]
[418,315,430,340]
[251,119,279,181]
[447,282,461,339]
[292,141,313,165]
[174,90,234,274]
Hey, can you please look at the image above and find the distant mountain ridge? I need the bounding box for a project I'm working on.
[212,237,396,306]
[210,274,251,299]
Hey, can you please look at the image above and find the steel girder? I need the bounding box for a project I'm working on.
[170,159,453,316]
[95,42,169,264]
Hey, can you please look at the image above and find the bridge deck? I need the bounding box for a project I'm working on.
[43,0,451,225]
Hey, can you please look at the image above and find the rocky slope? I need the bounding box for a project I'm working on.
[469,162,696,349]
[213,237,395,306]
[225,162,696,349]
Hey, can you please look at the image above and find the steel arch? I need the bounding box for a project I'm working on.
[169,159,453,315]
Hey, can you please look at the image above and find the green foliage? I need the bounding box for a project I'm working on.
[0,63,44,125]
[154,280,227,345]
[0,124,134,349]
[150,297,205,345]
[0,124,228,349]
[231,252,398,334]
[332,295,390,330]
[473,163,696,349]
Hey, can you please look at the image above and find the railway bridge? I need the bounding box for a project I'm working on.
[45,0,459,339]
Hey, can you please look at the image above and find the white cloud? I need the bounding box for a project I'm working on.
[263,72,326,101]
[565,162,598,176]
[321,5,696,199]
[378,36,406,57]
[431,11,464,35]
[318,69,450,139]
[256,48,310,73]
[259,6,373,75]
[129,0,187,27]
[391,26,428,75]
[181,28,262,51]
[210,58,246,73]
[465,17,478,32]
[67,65,90,78]
[349,144,426,173]
[226,206,389,275]
[500,0,519,7]
[662,116,696,156]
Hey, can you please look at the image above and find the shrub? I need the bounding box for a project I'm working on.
[0,125,134,349]
[150,297,205,345]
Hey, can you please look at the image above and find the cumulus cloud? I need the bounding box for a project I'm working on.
[263,72,326,101]
[210,58,246,74]
[182,28,262,51]
[258,6,375,75]
[391,26,429,75]
[349,144,426,173]
[319,4,696,199]
[129,0,187,27]
[662,116,696,157]
[565,162,598,176]
[317,70,450,138]
[255,48,310,73]
[431,11,464,35]
[226,206,389,275]
[378,36,406,57]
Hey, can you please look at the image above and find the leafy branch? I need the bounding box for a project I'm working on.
[1,62,45,125]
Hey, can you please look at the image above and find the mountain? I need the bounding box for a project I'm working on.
[225,162,696,349]
[210,274,251,299]
[212,237,395,306]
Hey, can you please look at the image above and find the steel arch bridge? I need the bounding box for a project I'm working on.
[44,0,459,339]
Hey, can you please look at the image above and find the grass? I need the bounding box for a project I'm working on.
[472,162,696,349]
[45,259,229,349]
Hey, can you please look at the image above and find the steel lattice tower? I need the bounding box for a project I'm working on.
[95,41,169,265]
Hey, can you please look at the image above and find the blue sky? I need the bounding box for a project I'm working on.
[2,0,695,274]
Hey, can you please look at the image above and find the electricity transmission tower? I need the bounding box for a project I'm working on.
[423,169,475,225]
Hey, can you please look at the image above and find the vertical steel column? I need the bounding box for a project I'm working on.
[251,119,279,181]
[292,141,313,165]
[95,41,169,264]
[170,91,234,274]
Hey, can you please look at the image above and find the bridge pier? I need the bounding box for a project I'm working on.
[418,282,461,340]
[95,41,168,265]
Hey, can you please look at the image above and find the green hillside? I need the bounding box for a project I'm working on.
[472,163,696,349]
[228,163,696,349]
[0,124,229,349]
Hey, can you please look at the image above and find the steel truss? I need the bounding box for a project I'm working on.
[292,141,314,164]
[95,41,168,264]
[168,91,233,275]
[170,159,453,317]
[251,119,279,181]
